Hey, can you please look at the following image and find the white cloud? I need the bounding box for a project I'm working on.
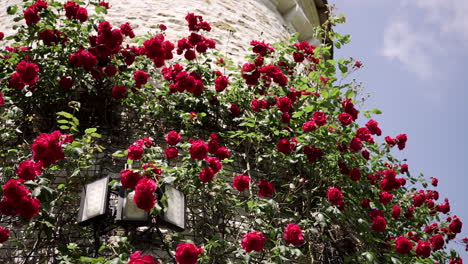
[382,20,438,79]
[381,0,468,80]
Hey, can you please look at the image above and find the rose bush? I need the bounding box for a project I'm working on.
[0,1,466,264]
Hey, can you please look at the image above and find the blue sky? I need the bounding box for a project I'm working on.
[334,0,468,257]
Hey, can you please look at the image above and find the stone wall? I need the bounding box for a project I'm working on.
[0,0,327,62]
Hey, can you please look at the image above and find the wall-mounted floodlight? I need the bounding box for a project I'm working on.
[160,185,186,232]
[116,187,149,225]
[77,177,109,225]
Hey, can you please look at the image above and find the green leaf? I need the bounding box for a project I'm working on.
[292,111,304,118]
[7,5,18,15]
[85,128,97,134]
[56,111,73,119]
[57,119,69,124]
[59,125,70,130]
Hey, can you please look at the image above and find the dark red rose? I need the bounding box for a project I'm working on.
[127,144,144,160]
[32,131,65,166]
[303,145,323,163]
[392,205,401,219]
[3,179,29,200]
[241,231,266,252]
[232,174,250,191]
[349,168,361,181]
[198,167,215,183]
[142,162,162,176]
[17,195,41,218]
[400,164,408,173]
[293,52,304,63]
[277,96,292,113]
[413,193,426,207]
[356,127,374,143]
[395,236,413,254]
[133,70,150,86]
[0,32,4,41]
[385,136,396,146]
[184,49,196,60]
[165,131,182,145]
[277,139,292,154]
[312,111,327,126]
[366,119,382,136]
[24,7,40,25]
[120,23,135,38]
[284,223,304,246]
[258,179,274,197]
[216,146,230,160]
[120,170,141,189]
[250,40,274,56]
[0,226,9,243]
[360,198,370,208]
[104,65,118,77]
[302,120,317,132]
[327,187,343,205]
[215,75,229,92]
[379,191,393,205]
[64,1,79,19]
[338,112,353,126]
[128,251,158,264]
[133,178,157,212]
[431,177,438,186]
[17,159,43,181]
[175,242,203,264]
[415,240,431,258]
[76,7,88,22]
[449,216,463,233]
[0,197,16,216]
[349,137,363,152]
[59,76,73,90]
[112,85,127,99]
[16,60,39,86]
[9,72,25,90]
[396,134,407,150]
[189,139,208,160]
[430,234,445,251]
[405,206,415,218]
[362,150,370,160]
[371,216,387,232]
[230,104,242,117]
[159,24,167,30]
[205,157,222,173]
[281,112,291,124]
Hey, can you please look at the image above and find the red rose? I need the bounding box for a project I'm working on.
[281,112,291,124]
[59,76,73,90]
[133,178,157,212]
[215,75,229,92]
[413,193,426,207]
[349,137,363,153]
[128,251,158,264]
[303,145,323,163]
[142,162,162,176]
[405,206,415,218]
[120,170,141,189]
[205,157,222,173]
[120,23,135,38]
[16,60,40,86]
[392,205,401,219]
[166,131,182,145]
[371,216,386,232]
[400,164,408,173]
[241,231,266,252]
[24,7,40,25]
[385,136,396,146]
[127,144,144,160]
[415,240,431,258]
[396,134,407,150]
[76,7,88,22]
[366,119,382,136]
[99,1,110,9]
[32,131,64,166]
[232,174,251,191]
[175,243,203,264]
[198,167,215,183]
[134,70,150,87]
[230,104,242,117]
[9,72,25,90]
[112,85,127,99]
[349,168,361,181]
[430,234,445,251]
[258,179,274,197]
[395,236,413,254]
[362,150,370,160]
[17,159,43,181]
[361,198,370,208]
[302,120,317,132]
[312,111,327,126]
[250,40,274,56]
[104,65,118,77]
[277,139,292,154]
[431,177,438,186]
[449,216,463,233]
[379,191,393,205]
[17,195,41,218]
[189,140,208,160]
[216,146,230,160]
[0,226,9,243]
[64,1,79,19]
[327,187,343,205]
[356,127,374,143]
[284,223,304,246]
[338,113,353,126]
[277,97,292,113]
[0,198,17,216]
[0,32,4,41]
